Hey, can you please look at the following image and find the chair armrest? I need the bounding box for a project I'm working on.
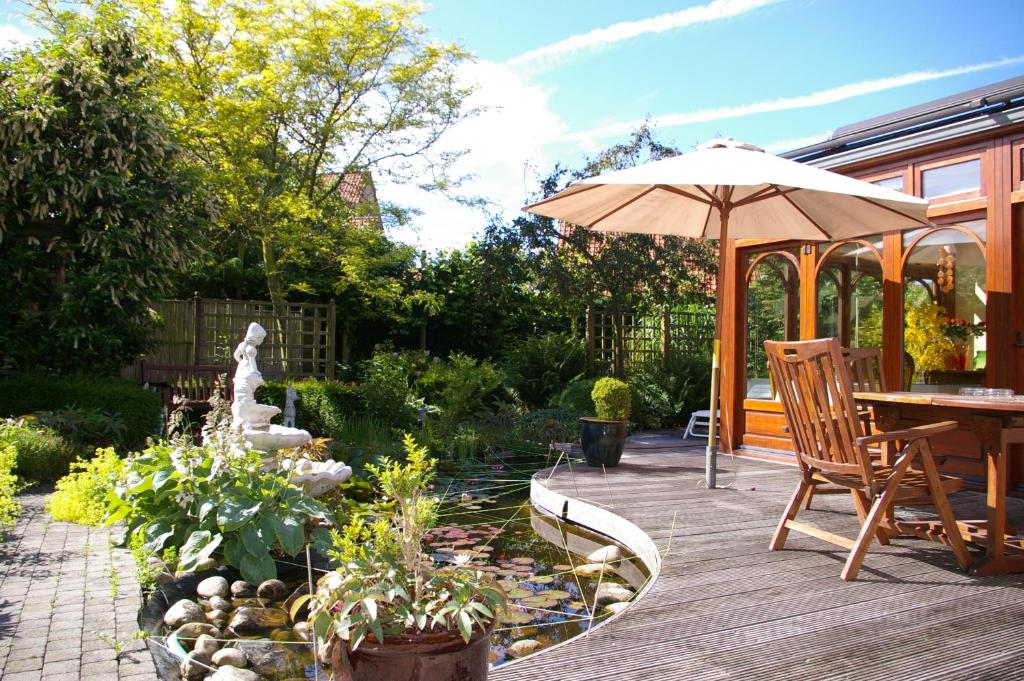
[856,421,958,447]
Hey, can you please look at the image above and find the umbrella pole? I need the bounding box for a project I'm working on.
[705,209,730,489]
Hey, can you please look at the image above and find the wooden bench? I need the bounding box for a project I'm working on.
[141,362,232,414]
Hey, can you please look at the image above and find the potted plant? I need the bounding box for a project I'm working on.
[306,435,506,681]
[580,377,631,468]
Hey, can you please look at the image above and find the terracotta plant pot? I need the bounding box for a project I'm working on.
[579,417,627,467]
[330,624,492,681]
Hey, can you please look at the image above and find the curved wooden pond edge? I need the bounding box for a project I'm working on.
[494,464,663,670]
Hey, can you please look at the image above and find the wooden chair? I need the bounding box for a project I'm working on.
[765,338,971,581]
[141,362,231,414]
[802,346,885,509]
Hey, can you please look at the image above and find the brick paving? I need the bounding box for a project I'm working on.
[0,488,157,681]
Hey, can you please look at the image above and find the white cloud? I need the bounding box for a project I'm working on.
[380,59,567,252]
[506,0,781,72]
[568,55,1024,144]
[761,131,832,154]
[0,23,33,50]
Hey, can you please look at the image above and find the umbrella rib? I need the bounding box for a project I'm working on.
[778,186,832,240]
[589,186,659,228]
[695,185,721,205]
[523,184,602,211]
[656,185,716,205]
[852,195,932,226]
[732,186,797,208]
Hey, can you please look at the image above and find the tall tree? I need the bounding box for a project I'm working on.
[0,29,211,374]
[33,0,474,305]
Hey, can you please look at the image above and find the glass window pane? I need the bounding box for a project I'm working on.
[816,242,883,349]
[872,176,904,191]
[746,252,800,399]
[902,224,986,393]
[921,159,981,199]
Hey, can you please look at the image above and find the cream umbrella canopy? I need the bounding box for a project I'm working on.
[523,139,930,488]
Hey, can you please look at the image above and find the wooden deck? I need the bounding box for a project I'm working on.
[492,435,1024,680]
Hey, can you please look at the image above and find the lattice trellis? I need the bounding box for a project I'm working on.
[592,307,715,368]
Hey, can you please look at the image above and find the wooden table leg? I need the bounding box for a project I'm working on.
[972,429,1020,576]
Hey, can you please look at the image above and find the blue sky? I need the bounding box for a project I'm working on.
[3,0,1022,250]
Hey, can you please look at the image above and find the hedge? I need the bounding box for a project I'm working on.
[257,379,361,439]
[0,373,161,450]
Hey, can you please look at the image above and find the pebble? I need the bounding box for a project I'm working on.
[180,652,209,680]
[209,666,260,681]
[605,602,630,615]
[507,639,541,658]
[228,607,289,633]
[573,563,615,577]
[164,599,206,628]
[586,545,622,563]
[193,633,221,658]
[231,580,257,597]
[173,622,220,644]
[211,647,249,668]
[257,579,289,601]
[594,582,633,605]
[208,595,232,612]
[197,576,231,599]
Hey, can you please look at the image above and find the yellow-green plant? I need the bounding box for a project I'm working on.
[904,300,955,373]
[47,448,123,526]
[0,444,20,539]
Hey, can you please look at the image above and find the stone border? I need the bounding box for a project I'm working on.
[494,465,662,670]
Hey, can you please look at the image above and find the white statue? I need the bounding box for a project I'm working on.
[227,322,352,496]
[283,384,298,428]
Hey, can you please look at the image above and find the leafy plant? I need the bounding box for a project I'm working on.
[0,444,20,539]
[904,299,955,374]
[592,378,632,421]
[106,413,334,583]
[552,378,598,415]
[308,435,505,651]
[418,354,504,433]
[516,408,580,445]
[0,419,74,484]
[358,352,417,428]
[30,408,127,453]
[627,354,712,429]
[46,447,124,526]
[256,379,361,439]
[502,333,586,408]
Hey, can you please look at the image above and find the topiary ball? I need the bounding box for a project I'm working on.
[591,377,632,422]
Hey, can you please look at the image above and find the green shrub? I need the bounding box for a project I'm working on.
[552,378,598,415]
[29,407,127,452]
[418,353,504,430]
[592,377,631,421]
[257,379,361,438]
[0,443,19,539]
[46,447,123,526]
[517,408,580,444]
[0,420,75,484]
[502,333,586,407]
[627,354,712,429]
[0,374,160,449]
[358,352,416,428]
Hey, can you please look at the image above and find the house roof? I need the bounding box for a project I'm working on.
[783,75,1024,167]
[323,171,382,230]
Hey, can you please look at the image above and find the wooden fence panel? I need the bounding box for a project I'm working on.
[132,298,336,380]
[592,307,714,369]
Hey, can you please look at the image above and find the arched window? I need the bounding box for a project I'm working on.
[816,239,883,348]
[902,219,986,392]
[746,250,800,399]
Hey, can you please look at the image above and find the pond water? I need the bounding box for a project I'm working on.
[146,464,650,678]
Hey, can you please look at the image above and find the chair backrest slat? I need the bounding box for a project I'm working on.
[765,338,872,483]
[841,347,885,393]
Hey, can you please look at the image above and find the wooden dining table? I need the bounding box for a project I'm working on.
[854,390,1024,576]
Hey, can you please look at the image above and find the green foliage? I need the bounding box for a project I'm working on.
[628,355,712,429]
[0,420,74,484]
[107,412,333,584]
[358,352,416,428]
[46,447,123,526]
[0,28,210,374]
[904,298,955,374]
[515,408,580,445]
[0,374,160,450]
[419,354,503,431]
[592,378,632,421]
[257,379,361,439]
[28,408,127,453]
[552,378,598,415]
[502,333,586,408]
[0,444,20,539]
[309,435,505,649]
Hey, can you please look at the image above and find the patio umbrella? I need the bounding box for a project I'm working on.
[522,138,930,488]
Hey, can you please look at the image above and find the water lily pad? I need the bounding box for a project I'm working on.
[510,557,535,565]
[520,596,558,609]
[497,580,517,591]
[528,575,554,585]
[497,569,518,577]
[508,588,533,599]
[567,600,587,610]
[538,590,571,600]
[501,609,534,625]
[553,564,573,572]
[472,545,494,552]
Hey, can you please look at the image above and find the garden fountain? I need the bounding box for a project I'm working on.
[230,322,352,496]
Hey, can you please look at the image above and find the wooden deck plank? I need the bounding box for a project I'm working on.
[492,437,1024,680]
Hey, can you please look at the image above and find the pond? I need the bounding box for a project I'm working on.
[142,462,650,679]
